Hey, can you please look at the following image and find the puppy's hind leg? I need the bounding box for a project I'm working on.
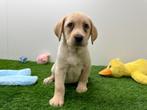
[43,74,54,85]
[43,64,55,85]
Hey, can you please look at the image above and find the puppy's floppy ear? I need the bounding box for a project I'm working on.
[90,22,98,44]
[54,17,66,41]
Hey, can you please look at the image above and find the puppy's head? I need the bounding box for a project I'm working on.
[54,12,98,47]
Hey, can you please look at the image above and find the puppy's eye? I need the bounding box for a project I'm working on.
[83,23,89,32]
[83,23,89,29]
[67,22,74,29]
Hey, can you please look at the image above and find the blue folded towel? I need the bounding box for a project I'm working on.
[0,68,38,86]
[0,68,31,76]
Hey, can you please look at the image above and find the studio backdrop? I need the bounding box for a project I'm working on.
[0,0,147,65]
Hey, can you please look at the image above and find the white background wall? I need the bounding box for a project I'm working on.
[0,0,147,65]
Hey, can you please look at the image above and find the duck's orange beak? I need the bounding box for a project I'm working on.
[99,68,112,76]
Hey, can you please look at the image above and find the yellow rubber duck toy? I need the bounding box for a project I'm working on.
[99,58,147,84]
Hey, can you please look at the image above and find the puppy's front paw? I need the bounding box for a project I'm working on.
[76,82,87,93]
[49,96,64,107]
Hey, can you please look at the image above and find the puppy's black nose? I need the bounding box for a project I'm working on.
[74,34,83,43]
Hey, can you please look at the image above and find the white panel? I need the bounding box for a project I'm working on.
[0,0,147,65]
[0,0,7,59]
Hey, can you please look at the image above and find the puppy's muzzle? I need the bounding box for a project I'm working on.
[74,34,83,45]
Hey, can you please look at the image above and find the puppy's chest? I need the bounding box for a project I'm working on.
[65,54,83,83]
[66,53,83,66]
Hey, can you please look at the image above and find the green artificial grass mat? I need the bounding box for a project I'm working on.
[0,59,147,110]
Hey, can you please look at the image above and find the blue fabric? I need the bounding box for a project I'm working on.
[0,68,38,86]
[0,68,31,76]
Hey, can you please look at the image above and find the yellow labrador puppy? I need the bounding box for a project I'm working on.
[43,12,97,107]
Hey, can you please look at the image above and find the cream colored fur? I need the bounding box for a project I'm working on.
[43,12,97,107]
